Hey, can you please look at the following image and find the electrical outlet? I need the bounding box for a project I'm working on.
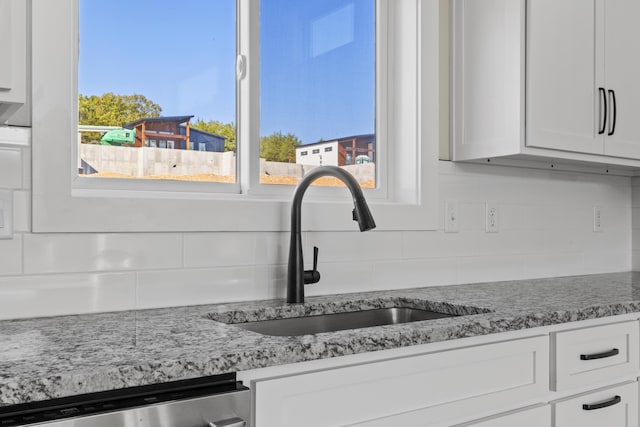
[444,200,459,233]
[593,206,602,232]
[486,203,499,233]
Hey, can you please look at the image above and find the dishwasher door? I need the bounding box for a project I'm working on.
[0,374,250,427]
[30,388,250,427]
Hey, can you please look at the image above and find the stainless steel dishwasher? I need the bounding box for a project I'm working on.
[0,373,249,427]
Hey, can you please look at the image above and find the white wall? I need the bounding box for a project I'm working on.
[0,130,631,319]
[632,177,640,270]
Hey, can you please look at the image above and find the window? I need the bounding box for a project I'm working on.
[324,147,333,152]
[259,0,375,187]
[77,0,236,184]
[32,0,439,232]
[301,151,308,156]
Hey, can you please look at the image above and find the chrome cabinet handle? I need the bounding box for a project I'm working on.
[582,395,621,411]
[208,417,246,427]
[580,348,619,360]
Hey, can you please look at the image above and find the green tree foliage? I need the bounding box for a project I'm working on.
[79,93,162,126]
[259,132,301,162]
[192,119,237,152]
[79,93,162,144]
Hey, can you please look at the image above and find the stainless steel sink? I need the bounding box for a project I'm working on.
[231,307,456,336]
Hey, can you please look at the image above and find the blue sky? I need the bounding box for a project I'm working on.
[79,0,374,145]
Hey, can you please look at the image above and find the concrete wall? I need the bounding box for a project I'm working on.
[80,145,236,177]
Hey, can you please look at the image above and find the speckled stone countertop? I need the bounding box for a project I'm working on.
[3,272,640,407]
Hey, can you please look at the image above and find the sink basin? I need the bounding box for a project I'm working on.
[231,307,457,336]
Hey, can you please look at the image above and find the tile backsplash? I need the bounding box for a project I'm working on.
[0,127,632,320]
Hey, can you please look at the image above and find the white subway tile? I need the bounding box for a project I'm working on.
[456,255,526,284]
[13,190,30,232]
[632,185,640,208]
[305,230,403,263]
[0,272,135,320]
[633,208,640,229]
[304,261,377,296]
[402,230,465,259]
[24,233,183,274]
[633,251,640,271]
[2,162,634,318]
[0,234,22,276]
[136,266,273,309]
[459,202,485,232]
[373,258,458,290]
[499,204,526,231]
[0,148,22,189]
[184,232,288,268]
[582,250,630,274]
[21,147,31,190]
[523,252,585,279]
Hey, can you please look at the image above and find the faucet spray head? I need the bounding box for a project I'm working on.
[353,198,376,232]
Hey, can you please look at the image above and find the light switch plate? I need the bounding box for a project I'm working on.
[0,190,13,239]
[444,200,459,233]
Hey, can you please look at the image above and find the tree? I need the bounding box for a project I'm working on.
[79,93,162,143]
[79,93,162,126]
[259,132,301,162]
[192,119,237,152]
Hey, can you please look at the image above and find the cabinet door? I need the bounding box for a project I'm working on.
[554,382,638,427]
[551,320,640,391]
[602,0,640,159]
[455,405,550,427]
[526,0,605,154]
[0,0,27,123]
[252,337,548,427]
[349,404,551,427]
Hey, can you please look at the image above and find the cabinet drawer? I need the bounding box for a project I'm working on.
[552,321,639,391]
[554,382,638,427]
[253,336,549,427]
[455,405,551,427]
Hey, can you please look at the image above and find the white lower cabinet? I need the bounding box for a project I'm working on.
[455,405,551,427]
[554,382,638,427]
[552,320,640,391]
[250,336,548,427]
[241,316,640,427]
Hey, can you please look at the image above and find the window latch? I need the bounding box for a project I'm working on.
[236,55,247,81]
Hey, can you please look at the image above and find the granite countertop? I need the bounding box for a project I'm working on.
[3,272,640,407]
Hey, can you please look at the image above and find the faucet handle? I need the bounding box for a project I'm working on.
[304,246,321,285]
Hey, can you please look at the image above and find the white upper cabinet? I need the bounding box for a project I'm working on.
[527,0,604,155]
[452,0,640,168]
[602,0,640,158]
[0,0,27,124]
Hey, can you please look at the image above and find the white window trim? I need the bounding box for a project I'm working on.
[31,0,439,233]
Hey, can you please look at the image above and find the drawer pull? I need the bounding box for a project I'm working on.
[579,348,619,360]
[582,395,621,411]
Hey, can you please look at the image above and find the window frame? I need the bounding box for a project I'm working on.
[31,0,439,233]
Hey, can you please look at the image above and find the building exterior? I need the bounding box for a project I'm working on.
[182,127,225,152]
[122,116,225,152]
[124,116,194,149]
[295,134,375,166]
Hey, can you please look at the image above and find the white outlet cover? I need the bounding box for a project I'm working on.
[593,206,602,233]
[486,203,499,233]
